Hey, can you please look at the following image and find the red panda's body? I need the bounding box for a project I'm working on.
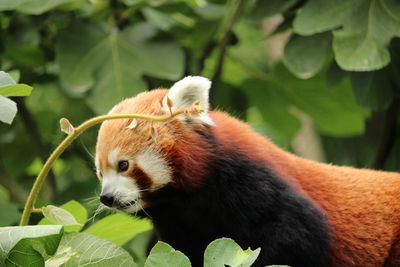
[95,77,400,267]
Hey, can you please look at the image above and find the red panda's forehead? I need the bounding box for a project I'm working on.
[96,89,169,170]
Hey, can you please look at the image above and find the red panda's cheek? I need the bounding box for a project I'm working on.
[135,149,173,190]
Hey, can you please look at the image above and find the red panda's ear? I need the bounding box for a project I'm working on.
[163,76,214,125]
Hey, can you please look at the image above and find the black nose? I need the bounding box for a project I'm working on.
[100,194,114,207]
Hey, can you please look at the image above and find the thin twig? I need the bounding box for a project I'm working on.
[210,0,246,104]
[372,96,399,169]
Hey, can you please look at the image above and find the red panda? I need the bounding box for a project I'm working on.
[95,76,400,267]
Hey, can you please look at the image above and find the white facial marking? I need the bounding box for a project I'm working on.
[108,148,120,167]
[163,76,214,125]
[136,150,172,189]
[101,169,141,212]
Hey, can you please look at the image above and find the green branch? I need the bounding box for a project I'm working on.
[19,106,202,226]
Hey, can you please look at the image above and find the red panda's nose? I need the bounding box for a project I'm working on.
[100,194,114,207]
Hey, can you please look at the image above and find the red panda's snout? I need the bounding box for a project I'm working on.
[95,76,214,213]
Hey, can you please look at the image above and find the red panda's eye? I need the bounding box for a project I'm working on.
[118,160,129,172]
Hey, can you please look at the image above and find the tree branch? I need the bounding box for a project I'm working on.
[210,0,246,104]
[372,96,399,170]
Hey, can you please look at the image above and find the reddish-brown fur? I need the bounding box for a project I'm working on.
[97,89,400,266]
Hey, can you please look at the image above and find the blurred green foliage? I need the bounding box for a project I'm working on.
[0,0,399,265]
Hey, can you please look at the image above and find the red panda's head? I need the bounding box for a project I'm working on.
[95,76,214,212]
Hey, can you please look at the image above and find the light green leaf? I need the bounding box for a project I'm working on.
[57,21,183,114]
[42,205,82,227]
[283,33,331,79]
[84,213,152,246]
[0,225,63,266]
[0,71,33,97]
[332,0,400,71]
[39,200,88,232]
[0,0,74,13]
[142,7,177,31]
[17,0,74,14]
[0,85,33,97]
[0,71,16,87]
[293,0,357,35]
[204,238,260,267]
[0,96,17,124]
[144,241,191,267]
[45,246,78,267]
[0,203,20,227]
[294,0,400,71]
[56,232,136,267]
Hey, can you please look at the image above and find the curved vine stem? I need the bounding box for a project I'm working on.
[19,106,202,226]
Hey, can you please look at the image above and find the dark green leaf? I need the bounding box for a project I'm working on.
[326,60,347,89]
[283,33,331,79]
[350,70,393,110]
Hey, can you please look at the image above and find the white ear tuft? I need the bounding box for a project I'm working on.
[163,76,214,125]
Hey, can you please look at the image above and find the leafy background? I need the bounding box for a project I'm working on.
[0,0,399,265]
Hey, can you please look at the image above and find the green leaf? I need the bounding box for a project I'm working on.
[252,0,298,18]
[144,241,191,267]
[45,246,79,267]
[42,205,82,227]
[39,200,88,232]
[0,225,63,266]
[204,238,260,267]
[350,70,393,110]
[0,96,17,124]
[0,71,16,87]
[293,0,357,35]
[0,71,33,97]
[55,232,137,267]
[142,7,177,31]
[57,21,183,114]
[283,33,331,79]
[84,213,152,246]
[0,85,33,97]
[0,203,20,226]
[294,0,400,71]
[326,60,347,89]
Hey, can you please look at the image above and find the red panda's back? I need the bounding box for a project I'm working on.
[210,110,400,266]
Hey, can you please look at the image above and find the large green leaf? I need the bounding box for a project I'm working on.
[0,225,63,266]
[84,213,152,246]
[57,21,183,114]
[264,64,369,137]
[294,0,400,71]
[203,238,260,267]
[39,200,88,232]
[0,96,17,124]
[144,241,191,267]
[283,33,331,79]
[55,232,136,267]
